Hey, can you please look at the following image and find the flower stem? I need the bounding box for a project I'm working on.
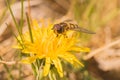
[49,70,57,80]
[31,63,37,77]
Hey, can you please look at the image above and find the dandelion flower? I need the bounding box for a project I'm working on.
[16,19,90,77]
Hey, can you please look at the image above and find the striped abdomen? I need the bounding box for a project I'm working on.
[67,23,95,34]
[67,23,79,30]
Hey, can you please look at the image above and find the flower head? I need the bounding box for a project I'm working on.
[16,19,90,77]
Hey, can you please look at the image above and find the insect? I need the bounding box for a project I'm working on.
[52,22,95,37]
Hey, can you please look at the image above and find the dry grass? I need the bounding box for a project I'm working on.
[0,0,120,80]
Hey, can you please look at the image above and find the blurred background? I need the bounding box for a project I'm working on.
[0,0,120,80]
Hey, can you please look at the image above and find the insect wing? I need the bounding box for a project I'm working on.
[73,27,95,34]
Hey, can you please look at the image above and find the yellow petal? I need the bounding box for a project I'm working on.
[43,57,51,76]
[70,47,90,52]
[59,52,84,67]
[52,58,63,77]
[12,45,22,49]
[73,58,84,67]
[32,19,39,27]
[21,56,37,64]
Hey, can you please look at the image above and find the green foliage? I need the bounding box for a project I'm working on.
[73,0,120,43]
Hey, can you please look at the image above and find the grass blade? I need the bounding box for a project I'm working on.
[20,0,24,34]
[6,0,23,42]
[26,13,34,43]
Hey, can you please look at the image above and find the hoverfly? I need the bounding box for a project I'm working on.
[52,21,95,37]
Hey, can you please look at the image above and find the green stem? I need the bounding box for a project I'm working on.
[26,13,34,43]
[31,63,38,77]
[49,70,57,80]
[6,0,23,43]
[18,51,23,80]
[36,59,40,70]
[36,61,44,80]
[20,0,24,34]
[13,33,24,48]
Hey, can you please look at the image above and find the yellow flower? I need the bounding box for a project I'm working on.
[16,19,90,77]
